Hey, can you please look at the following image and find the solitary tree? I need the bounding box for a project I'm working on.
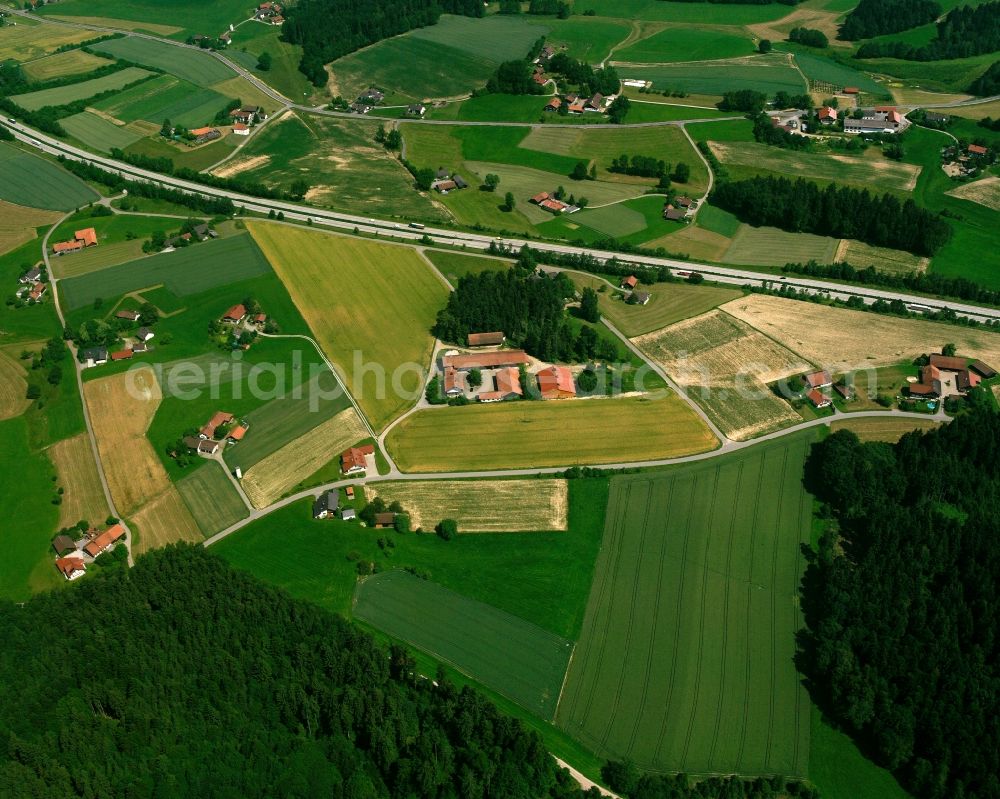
[672,162,690,183]
[483,173,500,192]
[436,519,458,540]
[468,368,483,388]
[759,38,772,53]
[385,128,401,149]
[160,118,172,138]
[580,287,600,323]
[374,123,386,144]
[504,191,516,212]
[942,343,957,356]
[256,51,272,71]
[571,161,589,180]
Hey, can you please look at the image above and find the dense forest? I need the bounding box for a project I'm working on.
[432,266,619,363]
[602,762,819,799]
[282,0,481,85]
[710,176,952,255]
[970,61,1000,95]
[0,545,592,798]
[838,0,940,40]
[664,0,803,6]
[855,1,1000,60]
[801,407,1000,799]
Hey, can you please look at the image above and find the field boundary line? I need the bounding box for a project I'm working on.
[553,645,577,721]
[706,460,746,769]
[763,445,790,771]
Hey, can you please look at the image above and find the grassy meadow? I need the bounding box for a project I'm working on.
[176,463,248,538]
[556,432,816,776]
[614,60,806,96]
[0,143,99,211]
[10,67,153,111]
[386,395,718,472]
[0,19,94,60]
[246,224,448,431]
[21,49,113,82]
[90,39,234,86]
[37,0,253,38]
[354,570,573,720]
[722,225,841,267]
[60,112,146,153]
[614,26,755,63]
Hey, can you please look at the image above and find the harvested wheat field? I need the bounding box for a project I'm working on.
[835,239,928,275]
[946,176,1000,212]
[83,366,170,514]
[242,407,368,508]
[0,200,62,256]
[370,480,569,532]
[48,433,110,528]
[130,489,201,555]
[0,350,30,420]
[721,294,1000,372]
[829,417,941,443]
[633,310,808,440]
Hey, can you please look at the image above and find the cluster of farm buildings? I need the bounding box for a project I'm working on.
[768,104,909,136]
[907,354,996,399]
[81,309,155,367]
[50,523,127,582]
[168,107,267,144]
[253,2,284,25]
[431,168,469,194]
[15,264,47,303]
[941,141,994,178]
[181,410,251,459]
[530,191,581,215]
[52,226,98,256]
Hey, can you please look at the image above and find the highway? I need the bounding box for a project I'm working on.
[6,119,1000,324]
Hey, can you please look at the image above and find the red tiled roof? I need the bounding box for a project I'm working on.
[530,192,550,204]
[55,557,85,578]
[842,86,859,93]
[621,275,638,288]
[200,411,234,438]
[442,351,530,370]
[75,227,98,246]
[537,366,576,399]
[443,365,462,394]
[53,240,83,253]
[84,524,125,557]
[546,97,561,109]
[468,331,505,347]
[190,126,216,136]
[341,444,375,473]
[539,198,567,212]
[818,106,837,120]
[929,354,967,371]
[110,349,132,361]
[804,370,832,389]
[228,424,248,441]
[968,144,988,155]
[495,366,523,397]
[222,304,246,321]
[807,388,830,407]
[116,309,140,320]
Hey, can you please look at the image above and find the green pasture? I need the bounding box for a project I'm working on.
[38,0,254,39]
[0,143,98,210]
[722,224,841,267]
[61,111,144,153]
[0,238,63,345]
[615,61,806,96]
[0,417,61,602]
[409,14,547,61]
[223,368,353,474]
[615,26,754,63]
[545,17,631,62]
[355,571,573,720]
[214,477,609,639]
[124,136,237,172]
[0,18,94,61]
[855,51,995,93]
[792,51,884,95]
[434,94,551,123]
[576,0,794,24]
[91,37,235,86]
[621,102,736,123]
[423,250,512,283]
[556,433,816,776]
[687,117,754,142]
[58,233,272,311]
[225,23,311,101]
[21,49,113,82]
[696,203,741,237]
[218,111,444,221]
[10,66,153,111]
[176,464,248,537]
[539,195,672,244]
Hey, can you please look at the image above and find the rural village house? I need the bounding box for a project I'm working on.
[83,524,126,558]
[312,490,339,519]
[341,444,375,475]
[467,331,505,347]
[55,556,86,581]
[537,365,577,400]
[52,227,98,255]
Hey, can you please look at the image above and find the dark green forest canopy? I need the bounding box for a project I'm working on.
[801,405,1000,799]
[0,546,589,799]
[855,0,1000,60]
[838,0,940,41]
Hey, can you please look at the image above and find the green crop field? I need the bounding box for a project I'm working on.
[355,571,573,720]
[212,111,444,221]
[10,66,153,111]
[571,273,743,337]
[545,17,631,62]
[224,23,311,101]
[90,74,222,125]
[792,51,884,95]
[176,463,248,537]
[39,0,254,39]
[386,395,718,472]
[856,51,995,93]
[614,61,806,96]
[91,37,235,86]
[0,417,61,601]
[123,135,237,172]
[0,19,95,60]
[21,49,113,82]
[60,111,145,152]
[0,143,98,211]
[619,102,736,123]
[556,433,816,775]
[614,26,755,63]
[58,233,273,311]
[722,224,840,267]
[423,250,511,283]
[579,0,793,23]
[223,368,353,474]
[247,224,448,432]
[708,141,922,193]
[409,14,548,61]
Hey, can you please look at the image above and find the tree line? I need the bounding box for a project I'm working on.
[855,1,1000,60]
[663,0,804,6]
[970,61,1000,95]
[282,0,481,86]
[838,0,940,40]
[789,26,829,47]
[602,762,818,799]
[800,407,1000,799]
[710,176,952,256]
[0,545,594,798]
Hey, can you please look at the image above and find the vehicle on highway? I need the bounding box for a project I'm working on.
[409,222,425,230]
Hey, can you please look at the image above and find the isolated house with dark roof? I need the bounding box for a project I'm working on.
[312,490,339,519]
[52,535,77,556]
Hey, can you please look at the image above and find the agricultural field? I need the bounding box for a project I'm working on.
[722,224,841,268]
[613,26,755,63]
[47,432,110,529]
[0,20,94,61]
[369,480,569,532]
[220,368,353,476]
[835,239,928,275]
[58,233,273,311]
[544,17,631,62]
[0,350,30,421]
[577,0,793,24]
[0,417,61,601]
[646,224,733,262]
[241,407,368,507]
[720,294,1000,371]
[570,273,742,337]
[223,23,311,101]
[82,366,170,515]
[89,73,232,129]
[329,15,548,101]
[60,111,146,153]
[21,49,113,82]
[38,0,253,38]
[176,464,249,537]
[633,310,808,440]
[386,395,718,472]
[556,433,816,776]
[707,141,922,193]
[354,570,573,720]
[10,66,153,111]
[247,224,448,431]
[91,37,236,86]
[423,250,511,283]
[829,417,942,443]
[0,200,62,257]
[211,111,444,221]
[946,176,1000,212]
[791,51,885,96]
[129,489,202,555]
[613,59,806,96]
[0,142,99,211]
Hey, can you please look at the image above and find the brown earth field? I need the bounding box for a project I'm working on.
[47,432,110,529]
